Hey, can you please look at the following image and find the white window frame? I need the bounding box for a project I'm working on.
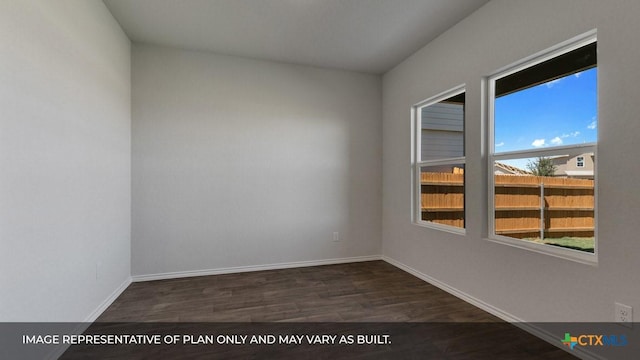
[486,31,598,264]
[412,85,466,234]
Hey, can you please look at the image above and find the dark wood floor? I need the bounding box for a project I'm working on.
[63,261,575,359]
[98,261,502,322]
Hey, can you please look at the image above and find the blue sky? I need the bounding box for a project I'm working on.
[494,67,597,156]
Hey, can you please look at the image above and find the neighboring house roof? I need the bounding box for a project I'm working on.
[549,154,569,160]
[550,153,594,160]
[494,162,531,175]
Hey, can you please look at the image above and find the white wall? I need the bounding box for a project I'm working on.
[383,0,640,323]
[132,45,381,276]
[0,0,131,321]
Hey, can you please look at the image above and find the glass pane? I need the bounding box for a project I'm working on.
[493,157,594,253]
[494,67,597,153]
[419,92,464,161]
[420,164,464,229]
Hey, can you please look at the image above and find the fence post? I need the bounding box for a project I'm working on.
[540,182,545,240]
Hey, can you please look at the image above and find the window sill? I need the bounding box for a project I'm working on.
[485,235,597,266]
[413,221,466,236]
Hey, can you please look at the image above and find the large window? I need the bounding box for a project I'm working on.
[413,86,465,232]
[488,32,597,262]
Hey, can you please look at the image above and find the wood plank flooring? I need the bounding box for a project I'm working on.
[63,261,575,359]
[98,261,501,323]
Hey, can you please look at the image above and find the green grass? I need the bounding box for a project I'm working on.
[526,237,595,253]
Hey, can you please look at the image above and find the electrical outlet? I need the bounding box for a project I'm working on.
[615,303,632,328]
[332,232,339,242]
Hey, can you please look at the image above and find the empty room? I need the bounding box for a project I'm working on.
[2,0,639,359]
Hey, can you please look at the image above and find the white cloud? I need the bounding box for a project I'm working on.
[496,141,505,147]
[551,136,563,145]
[587,121,597,130]
[561,131,580,138]
[531,139,546,147]
[574,71,582,78]
[545,78,563,88]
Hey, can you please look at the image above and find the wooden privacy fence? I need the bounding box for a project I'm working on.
[421,173,594,238]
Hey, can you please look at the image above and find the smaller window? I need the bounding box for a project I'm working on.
[413,86,465,232]
[576,156,585,167]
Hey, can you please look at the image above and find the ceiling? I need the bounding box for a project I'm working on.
[103,0,489,74]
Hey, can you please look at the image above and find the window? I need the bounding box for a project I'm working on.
[488,32,597,262]
[413,86,465,232]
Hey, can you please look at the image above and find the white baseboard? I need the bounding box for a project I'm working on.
[131,255,382,282]
[381,255,604,360]
[382,255,523,322]
[84,276,132,322]
[46,276,132,360]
